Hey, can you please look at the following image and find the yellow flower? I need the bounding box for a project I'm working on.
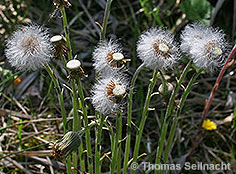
[202,120,217,130]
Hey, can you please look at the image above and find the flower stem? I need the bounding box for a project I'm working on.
[61,7,88,173]
[44,65,70,172]
[95,113,105,174]
[71,80,80,174]
[117,112,122,174]
[159,70,168,95]
[162,69,203,164]
[76,78,93,174]
[154,60,192,174]
[130,69,160,174]
[45,65,67,132]
[111,112,122,174]
[61,7,73,60]
[123,63,145,174]
[66,156,72,174]
[101,0,113,41]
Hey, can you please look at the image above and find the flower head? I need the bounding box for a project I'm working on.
[91,76,128,115]
[51,131,83,160]
[5,24,54,71]
[92,39,128,75]
[180,23,229,72]
[202,119,217,130]
[137,27,181,70]
[53,0,71,8]
[66,59,87,79]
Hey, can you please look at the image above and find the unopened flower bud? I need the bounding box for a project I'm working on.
[51,131,83,160]
[158,83,174,94]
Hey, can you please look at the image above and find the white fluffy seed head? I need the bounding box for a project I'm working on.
[92,39,126,75]
[66,59,81,70]
[5,24,54,71]
[180,22,229,73]
[91,76,128,115]
[137,27,181,70]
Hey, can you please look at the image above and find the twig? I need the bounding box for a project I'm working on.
[30,156,66,171]
[0,150,51,157]
[46,156,55,174]
[188,44,236,159]
[6,157,33,174]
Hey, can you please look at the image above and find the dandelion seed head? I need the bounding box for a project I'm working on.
[91,76,128,115]
[137,27,181,70]
[92,39,126,75]
[5,24,54,71]
[180,22,229,72]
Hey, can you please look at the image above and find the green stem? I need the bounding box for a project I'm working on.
[61,7,73,60]
[159,70,168,94]
[66,156,72,174]
[45,65,67,132]
[71,81,79,174]
[76,78,93,174]
[162,69,203,164]
[61,7,85,173]
[77,105,86,172]
[101,0,113,40]
[123,63,144,173]
[45,64,71,173]
[72,81,79,131]
[111,113,122,174]
[154,61,192,174]
[117,113,122,174]
[95,114,105,174]
[131,69,160,174]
